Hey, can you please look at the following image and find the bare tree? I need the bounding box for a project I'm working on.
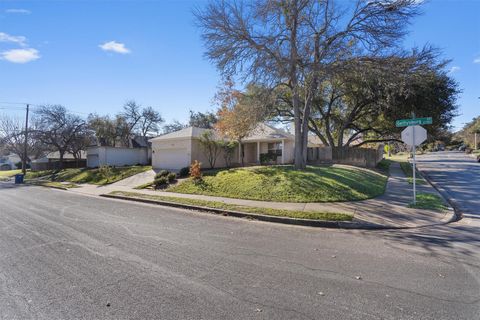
[121,100,142,137]
[0,114,45,169]
[196,0,421,169]
[34,105,87,169]
[162,120,187,134]
[139,106,164,137]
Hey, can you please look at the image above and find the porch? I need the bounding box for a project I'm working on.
[238,140,287,165]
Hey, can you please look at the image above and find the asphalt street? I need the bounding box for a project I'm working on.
[416,151,480,217]
[0,151,479,319]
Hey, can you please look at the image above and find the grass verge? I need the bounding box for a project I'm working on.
[407,193,447,211]
[399,162,427,185]
[167,165,387,203]
[109,191,353,221]
[25,165,152,186]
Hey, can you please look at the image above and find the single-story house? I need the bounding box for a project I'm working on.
[86,146,149,168]
[31,151,86,171]
[150,123,295,170]
[86,136,151,168]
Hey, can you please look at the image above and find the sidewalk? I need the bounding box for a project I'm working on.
[69,162,454,228]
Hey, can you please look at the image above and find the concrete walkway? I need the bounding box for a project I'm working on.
[69,162,453,228]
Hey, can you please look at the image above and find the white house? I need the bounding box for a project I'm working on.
[150,123,295,170]
[0,154,21,170]
[86,136,151,168]
[86,146,149,168]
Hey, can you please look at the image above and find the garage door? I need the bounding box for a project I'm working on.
[154,148,190,170]
[87,154,99,168]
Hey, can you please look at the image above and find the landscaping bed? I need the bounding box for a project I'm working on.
[108,191,353,221]
[25,165,152,186]
[167,165,387,203]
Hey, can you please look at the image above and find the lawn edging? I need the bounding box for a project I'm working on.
[100,192,390,230]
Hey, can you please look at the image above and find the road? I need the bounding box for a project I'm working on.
[416,151,480,218]
[0,152,479,319]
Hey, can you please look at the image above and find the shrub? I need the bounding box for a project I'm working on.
[260,153,277,165]
[178,167,190,178]
[155,170,170,179]
[154,176,169,189]
[167,172,176,183]
[98,165,112,182]
[189,160,202,182]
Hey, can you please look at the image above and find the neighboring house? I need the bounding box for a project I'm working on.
[0,154,21,170]
[31,151,87,171]
[150,123,295,170]
[86,136,150,168]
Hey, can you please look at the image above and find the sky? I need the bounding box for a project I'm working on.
[0,0,479,131]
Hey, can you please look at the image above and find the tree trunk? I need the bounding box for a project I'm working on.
[58,151,65,170]
[239,141,244,167]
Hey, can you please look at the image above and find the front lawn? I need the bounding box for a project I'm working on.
[167,165,387,203]
[109,191,353,221]
[0,169,21,181]
[25,165,151,186]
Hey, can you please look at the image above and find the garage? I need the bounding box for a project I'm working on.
[87,154,99,168]
[153,148,190,170]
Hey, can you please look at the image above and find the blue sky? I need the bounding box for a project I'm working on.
[0,0,479,131]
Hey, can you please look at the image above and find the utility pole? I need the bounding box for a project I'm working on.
[22,104,29,175]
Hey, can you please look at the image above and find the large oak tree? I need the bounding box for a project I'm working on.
[196,0,421,169]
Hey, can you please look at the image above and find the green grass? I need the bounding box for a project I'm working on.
[408,193,447,211]
[376,159,392,174]
[25,165,152,186]
[167,165,387,203]
[0,169,21,181]
[399,162,426,185]
[109,191,353,221]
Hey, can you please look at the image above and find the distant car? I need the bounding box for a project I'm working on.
[477,155,480,163]
[459,145,466,151]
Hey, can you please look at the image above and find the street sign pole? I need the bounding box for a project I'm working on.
[412,129,416,205]
[399,113,431,205]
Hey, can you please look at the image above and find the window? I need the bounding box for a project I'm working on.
[268,142,282,156]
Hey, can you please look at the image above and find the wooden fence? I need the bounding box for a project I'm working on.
[307,145,384,168]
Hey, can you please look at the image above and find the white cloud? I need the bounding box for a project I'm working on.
[449,66,460,73]
[5,9,31,14]
[0,32,27,46]
[474,57,480,64]
[99,41,131,54]
[1,48,40,63]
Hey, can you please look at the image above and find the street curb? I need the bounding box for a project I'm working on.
[100,193,390,230]
[25,182,69,191]
[415,167,461,223]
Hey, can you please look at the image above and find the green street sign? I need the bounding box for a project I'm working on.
[396,117,432,127]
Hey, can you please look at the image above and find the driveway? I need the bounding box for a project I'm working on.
[0,182,478,319]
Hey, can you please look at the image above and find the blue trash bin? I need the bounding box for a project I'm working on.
[14,174,24,184]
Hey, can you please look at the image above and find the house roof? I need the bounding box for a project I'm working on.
[150,123,294,143]
[308,135,325,147]
[149,127,210,141]
[43,150,86,160]
[242,123,295,142]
